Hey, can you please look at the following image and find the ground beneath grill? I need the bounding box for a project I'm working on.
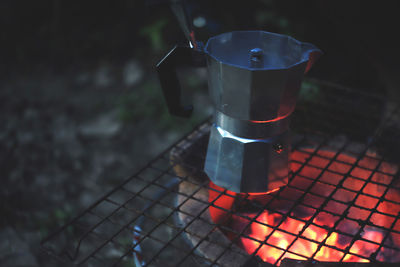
[0,63,210,266]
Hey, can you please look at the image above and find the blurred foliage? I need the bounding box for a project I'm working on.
[299,80,321,103]
[117,81,164,123]
[255,10,291,34]
[254,0,306,37]
[117,78,207,133]
[1,0,388,136]
[123,261,138,267]
[139,18,169,53]
[2,0,394,92]
[38,204,75,238]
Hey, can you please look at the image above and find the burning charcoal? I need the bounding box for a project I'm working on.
[281,258,399,267]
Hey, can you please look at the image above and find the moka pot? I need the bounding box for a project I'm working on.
[157,31,321,193]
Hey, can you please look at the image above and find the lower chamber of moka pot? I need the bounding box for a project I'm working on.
[170,124,400,267]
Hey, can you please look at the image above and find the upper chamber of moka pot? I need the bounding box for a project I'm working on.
[203,31,322,193]
[204,31,321,125]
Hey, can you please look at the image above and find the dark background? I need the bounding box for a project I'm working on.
[1,1,399,266]
[1,1,399,91]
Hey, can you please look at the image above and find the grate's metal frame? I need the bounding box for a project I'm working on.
[41,80,400,267]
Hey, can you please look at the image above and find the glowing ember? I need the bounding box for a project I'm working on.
[209,149,400,265]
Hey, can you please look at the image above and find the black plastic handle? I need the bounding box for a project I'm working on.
[156,45,206,117]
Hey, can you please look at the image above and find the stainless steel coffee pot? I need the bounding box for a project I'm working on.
[157,30,321,193]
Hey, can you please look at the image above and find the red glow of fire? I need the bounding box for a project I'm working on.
[250,114,289,124]
[209,149,400,265]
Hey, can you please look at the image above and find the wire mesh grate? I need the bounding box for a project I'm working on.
[41,80,400,266]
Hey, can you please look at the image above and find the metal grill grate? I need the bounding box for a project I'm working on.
[41,80,400,267]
